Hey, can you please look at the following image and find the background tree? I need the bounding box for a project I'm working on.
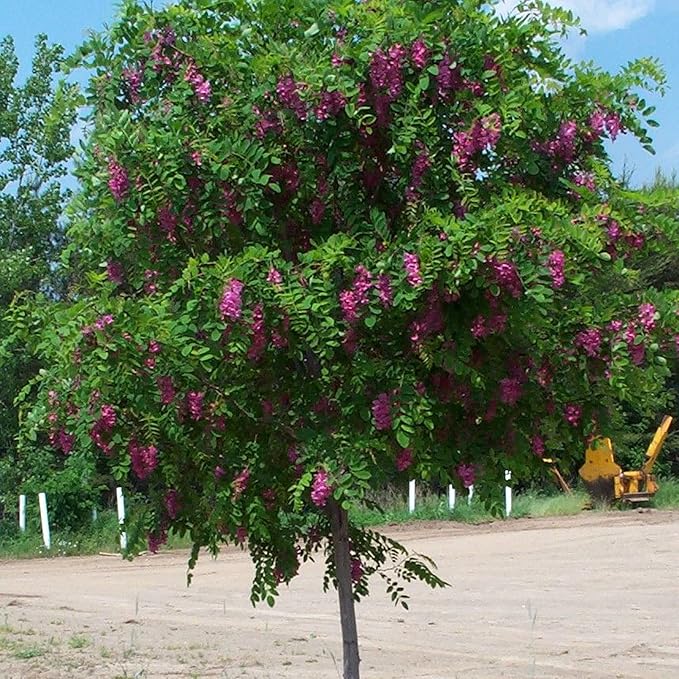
[0,35,80,523]
[10,1,679,677]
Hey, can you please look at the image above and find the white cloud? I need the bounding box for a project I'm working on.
[494,0,655,33]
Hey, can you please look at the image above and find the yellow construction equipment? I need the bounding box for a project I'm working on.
[578,415,673,503]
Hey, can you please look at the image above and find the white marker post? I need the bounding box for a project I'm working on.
[504,470,512,517]
[116,487,127,551]
[467,485,474,505]
[18,494,26,533]
[408,479,416,514]
[448,485,456,510]
[38,492,51,549]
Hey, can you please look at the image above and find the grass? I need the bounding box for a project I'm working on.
[1,480,678,560]
[351,486,590,527]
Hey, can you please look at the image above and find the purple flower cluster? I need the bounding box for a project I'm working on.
[107,261,124,285]
[452,114,501,172]
[122,65,143,104]
[624,323,645,365]
[220,279,245,321]
[547,250,566,289]
[130,440,158,480]
[403,252,422,287]
[532,434,545,458]
[588,108,622,141]
[377,274,393,307]
[406,146,431,201]
[315,89,346,121]
[638,303,656,332]
[232,468,250,500]
[158,205,178,243]
[571,171,596,193]
[537,120,578,163]
[470,311,507,339]
[187,391,204,420]
[575,328,603,358]
[107,159,129,202]
[369,44,407,100]
[311,470,332,507]
[267,267,283,285]
[563,403,582,427]
[156,376,175,405]
[164,489,181,519]
[276,75,307,120]
[489,258,522,298]
[185,61,212,102]
[410,38,429,69]
[410,289,444,347]
[456,463,475,489]
[396,447,413,472]
[339,265,375,323]
[371,393,392,431]
[499,377,523,406]
[436,53,463,98]
[247,303,267,361]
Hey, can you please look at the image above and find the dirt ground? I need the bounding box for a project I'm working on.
[2,511,679,678]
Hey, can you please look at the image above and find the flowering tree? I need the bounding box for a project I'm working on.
[10,0,679,676]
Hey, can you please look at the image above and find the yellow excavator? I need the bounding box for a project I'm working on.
[578,415,673,503]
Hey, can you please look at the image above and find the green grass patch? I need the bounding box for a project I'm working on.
[651,478,679,509]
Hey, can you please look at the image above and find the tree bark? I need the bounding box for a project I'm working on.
[328,498,360,679]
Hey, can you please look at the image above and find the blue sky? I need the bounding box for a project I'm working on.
[3,0,678,186]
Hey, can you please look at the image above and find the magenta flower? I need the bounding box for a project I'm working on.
[624,323,645,365]
[276,75,307,120]
[147,529,168,554]
[376,274,393,307]
[107,261,124,284]
[130,440,158,480]
[164,489,181,519]
[456,463,475,489]
[107,159,129,201]
[395,447,413,472]
[185,61,211,102]
[638,303,656,332]
[490,259,522,298]
[315,89,346,121]
[371,393,392,431]
[219,279,245,321]
[532,435,545,458]
[232,468,250,500]
[267,267,283,285]
[353,265,373,305]
[156,376,175,405]
[247,303,267,361]
[100,404,117,429]
[499,377,522,406]
[403,252,422,287]
[311,470,332,508]
[187,391,204,420]
[410,38,429,69]
[563,403,582,427]
[339,289,359,323]
[575,328,602,358]
[547,250,566,289]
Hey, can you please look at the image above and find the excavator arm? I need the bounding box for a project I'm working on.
[642,416,673,476]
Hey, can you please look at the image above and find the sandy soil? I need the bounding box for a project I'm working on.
[2,510,679,678]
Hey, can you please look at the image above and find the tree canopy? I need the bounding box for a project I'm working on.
[7,1,679,676]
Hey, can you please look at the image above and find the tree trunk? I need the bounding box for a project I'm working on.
[328,499,360,679]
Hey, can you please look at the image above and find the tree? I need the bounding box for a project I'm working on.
[11,1,679,676]
[0,35,79,520]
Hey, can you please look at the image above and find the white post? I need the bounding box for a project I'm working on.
[467,485,474,505]
[18,494,26,533]
[408,479,416,514]
[448,485,456,510]
[92,506,98,523]
[38,492,51,549]
[116,487,127,551]
[504,470,512,517]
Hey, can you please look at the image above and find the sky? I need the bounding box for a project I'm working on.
[2,0,678,186]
